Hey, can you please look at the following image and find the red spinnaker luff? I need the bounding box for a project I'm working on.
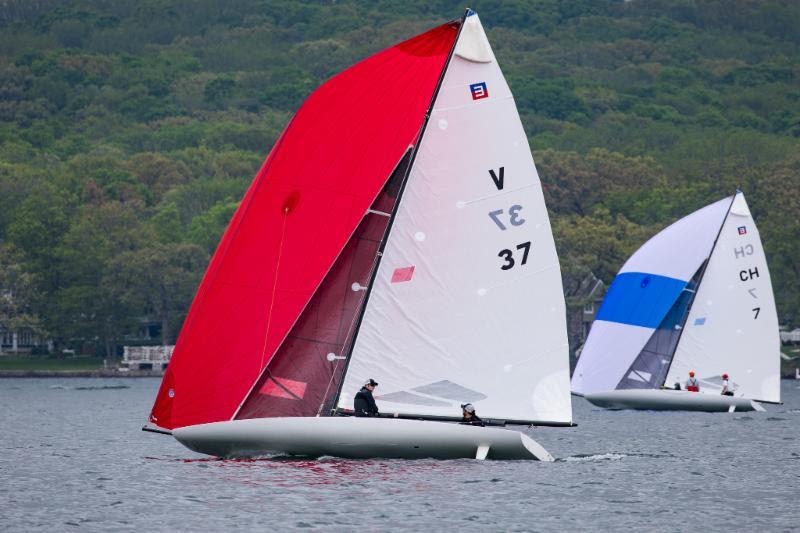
[149,22,458,430]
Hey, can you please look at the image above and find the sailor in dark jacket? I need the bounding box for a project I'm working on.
[354,379,379,417]
[460,403,484,426]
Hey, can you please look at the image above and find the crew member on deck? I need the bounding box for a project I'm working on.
[460,403,484,426]
[721,373,733,396]
[354,379,379,417]
[686,371,700,392]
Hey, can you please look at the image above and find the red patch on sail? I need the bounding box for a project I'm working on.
[391,266,415,283]
[260,377,307,400]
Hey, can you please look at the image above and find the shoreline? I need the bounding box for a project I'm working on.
[0,370,164,378]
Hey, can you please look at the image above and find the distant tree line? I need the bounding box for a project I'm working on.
[0,0,797,356]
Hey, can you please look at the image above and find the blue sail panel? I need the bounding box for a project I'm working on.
[595,272,688,329]
[615,265,703,390]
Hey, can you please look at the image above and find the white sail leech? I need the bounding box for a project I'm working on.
[339,14,572,424]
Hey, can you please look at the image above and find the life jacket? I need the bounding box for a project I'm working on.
[686,377,699,392]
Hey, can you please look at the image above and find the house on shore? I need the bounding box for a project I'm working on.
[121,345,174,372]
[0,327,50,355]
[780,327,800,345]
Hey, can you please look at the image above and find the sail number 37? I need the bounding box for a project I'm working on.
[498,242,531,270]
[488,205,530,270]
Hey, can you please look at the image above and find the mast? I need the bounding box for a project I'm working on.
[329,11,469,413]
[659,192,738,387]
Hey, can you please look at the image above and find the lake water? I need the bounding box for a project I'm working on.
[1,378,798,531]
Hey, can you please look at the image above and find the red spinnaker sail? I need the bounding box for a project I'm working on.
[149,22,458,430]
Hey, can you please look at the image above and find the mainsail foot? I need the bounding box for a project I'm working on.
[172,417,554,461]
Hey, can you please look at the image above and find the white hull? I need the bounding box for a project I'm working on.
[583,389,763,412]
[172,417,553,461]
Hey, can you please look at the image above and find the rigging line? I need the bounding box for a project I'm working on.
[459,183,536,206]
[259,208,290,372]
[317,235,383,416]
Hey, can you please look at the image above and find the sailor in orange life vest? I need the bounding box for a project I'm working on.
[686,371,700,392]
[353,379,380,417]
[721,373,734,396]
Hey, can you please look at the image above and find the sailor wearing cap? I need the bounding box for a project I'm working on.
[354,379,380,417]
[459,403,484,426]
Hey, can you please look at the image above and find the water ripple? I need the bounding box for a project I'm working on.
[1,378,798,532]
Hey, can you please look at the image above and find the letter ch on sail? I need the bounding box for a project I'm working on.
[148,11,572,460]
[572,192,780,411]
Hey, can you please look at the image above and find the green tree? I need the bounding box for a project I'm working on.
[537,148,662,216]
[106,243,206,344]
[0,244,44,353]
[52,201,146,355]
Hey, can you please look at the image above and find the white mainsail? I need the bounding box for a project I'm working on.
[338,14,572,424]
[667,192,780,402]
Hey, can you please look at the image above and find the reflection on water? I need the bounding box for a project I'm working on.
[1,378,799,531]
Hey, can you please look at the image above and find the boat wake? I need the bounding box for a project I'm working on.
[558,453,627,463]
[557,451,674,463]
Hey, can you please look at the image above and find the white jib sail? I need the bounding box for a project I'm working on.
[338,13,572,424]
[668,192,780,402]
[571,197,731,395]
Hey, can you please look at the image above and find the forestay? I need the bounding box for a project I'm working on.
[338,14,572,425]
[571,197,731,396]
[668,193,780,403]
